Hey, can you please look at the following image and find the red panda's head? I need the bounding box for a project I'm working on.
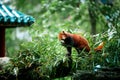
[58,31,67,40]
[58,31,74,47]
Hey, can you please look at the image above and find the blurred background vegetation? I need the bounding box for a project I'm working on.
[1,0,120,80]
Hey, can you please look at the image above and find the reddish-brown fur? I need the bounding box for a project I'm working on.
[58,31,90,56]
[94,42,104,52]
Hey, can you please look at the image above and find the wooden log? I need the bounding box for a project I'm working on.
[72,69,120,80]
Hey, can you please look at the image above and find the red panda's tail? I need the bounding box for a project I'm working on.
[94,42,104,52]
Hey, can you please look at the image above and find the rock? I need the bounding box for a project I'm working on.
[0,57,10,69]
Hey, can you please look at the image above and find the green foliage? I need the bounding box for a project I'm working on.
[3,0,120,80]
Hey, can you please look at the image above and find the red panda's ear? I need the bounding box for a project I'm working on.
[62,31,65,34]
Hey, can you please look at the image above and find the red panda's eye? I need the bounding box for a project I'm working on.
[62,36,66,40]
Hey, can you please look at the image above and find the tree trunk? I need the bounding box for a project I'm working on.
[88,7,96,35]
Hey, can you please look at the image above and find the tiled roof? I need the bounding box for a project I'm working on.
[0,3,35,27]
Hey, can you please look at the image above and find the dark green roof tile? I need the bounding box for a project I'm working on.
[0,3,35,27]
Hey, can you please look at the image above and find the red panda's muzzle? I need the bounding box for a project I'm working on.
[60,39,66,46]
[60,37,74,47]
[60,39,64,43]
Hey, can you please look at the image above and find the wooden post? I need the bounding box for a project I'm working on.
[0,28,5,57]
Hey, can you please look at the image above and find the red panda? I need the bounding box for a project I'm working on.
[58,31,104,56]
[58,31,90,56]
